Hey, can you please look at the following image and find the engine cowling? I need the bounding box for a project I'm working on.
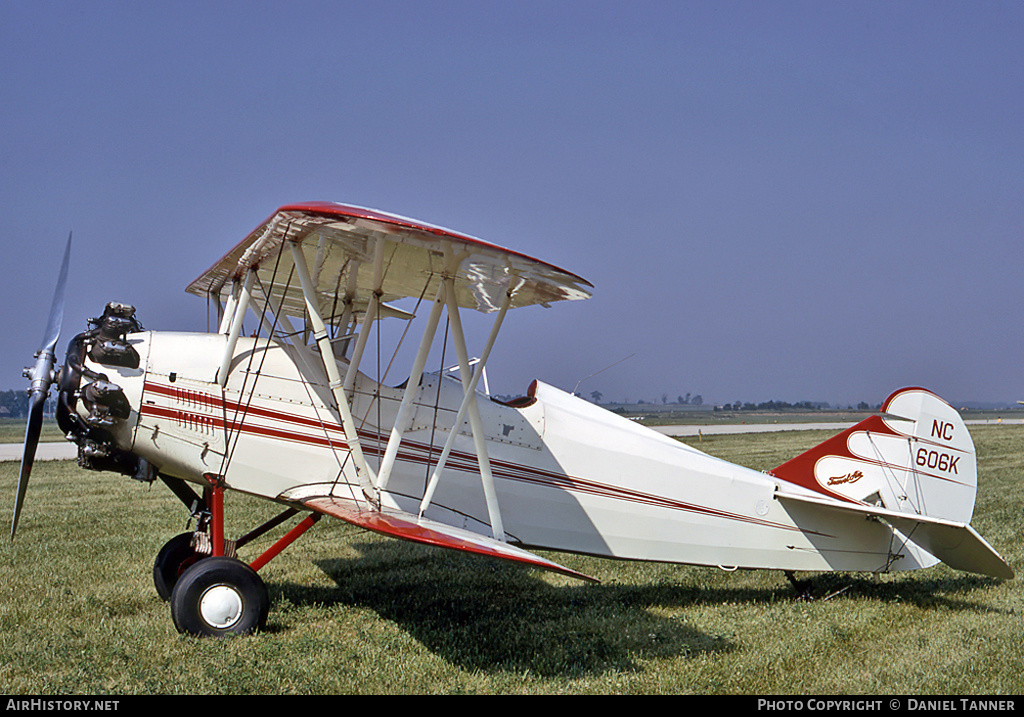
[58,302,153,481]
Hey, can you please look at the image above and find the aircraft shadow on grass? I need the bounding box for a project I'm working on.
[264,540,1005,677]
[300,542,734,676]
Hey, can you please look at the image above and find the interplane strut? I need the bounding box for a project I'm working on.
[212,226,519,540]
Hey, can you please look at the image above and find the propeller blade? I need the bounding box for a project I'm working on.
[41,232,73,353]
[10,232,73,540]
[11,391,47,540]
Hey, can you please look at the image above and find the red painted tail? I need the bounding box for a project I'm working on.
[771,387,978,525]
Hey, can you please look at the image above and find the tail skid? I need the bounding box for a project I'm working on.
[771,387,1013,580]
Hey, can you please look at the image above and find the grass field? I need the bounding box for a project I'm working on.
[1,424,1021,695]
[0,418,64,445]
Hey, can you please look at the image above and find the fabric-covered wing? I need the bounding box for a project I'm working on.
[186,202,593,321]
[302,496,597,583]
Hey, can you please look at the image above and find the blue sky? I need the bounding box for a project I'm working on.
[2,1,1022,408]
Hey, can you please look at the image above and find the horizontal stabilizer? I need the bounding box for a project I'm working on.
[302,496,597,583]
[777,490,1014,580]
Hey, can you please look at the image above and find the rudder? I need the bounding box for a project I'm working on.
[771,387,977,525]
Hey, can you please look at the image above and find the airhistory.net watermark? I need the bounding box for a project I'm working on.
[5,699,119,712]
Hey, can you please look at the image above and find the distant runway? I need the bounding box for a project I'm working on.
[652,422,855,437]
[1,418,1018,462]
[0,442,77,462]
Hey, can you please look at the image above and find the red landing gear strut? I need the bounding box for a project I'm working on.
[153,475,321,637]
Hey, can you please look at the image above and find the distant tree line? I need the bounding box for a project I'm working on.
[577,392,878,410]
[717,400,832,411]
[0,389,28,418]
[585,390,704,406]
[716,400,876,411]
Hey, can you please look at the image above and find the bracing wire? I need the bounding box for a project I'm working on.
[423,317,450,496]
[218,235,290,479]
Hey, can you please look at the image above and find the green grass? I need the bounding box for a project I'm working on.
[0,418,64,444]
[1,425,1021,694]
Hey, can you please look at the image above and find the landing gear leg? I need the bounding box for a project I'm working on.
[158,474,321,637]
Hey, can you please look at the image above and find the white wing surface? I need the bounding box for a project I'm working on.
[186,202,593,323]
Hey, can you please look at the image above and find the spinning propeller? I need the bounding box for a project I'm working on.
[11,233,73,539]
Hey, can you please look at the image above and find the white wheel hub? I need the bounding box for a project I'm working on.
[199,584,244,629]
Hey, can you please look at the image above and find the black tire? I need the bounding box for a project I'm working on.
[153,533,203,601]
[169,557,269,637]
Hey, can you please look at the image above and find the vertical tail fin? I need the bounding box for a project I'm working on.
[771,388,1012,579]
[771,387,977,525]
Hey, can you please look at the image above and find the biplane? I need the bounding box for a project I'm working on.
[12,201,1013,636]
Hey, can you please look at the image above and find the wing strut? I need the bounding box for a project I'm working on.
[374,285,446,494]
[343,239,385,395]
[289,240,378,498]
[217,270,255,386]
[217,288,234,333]
[375,244,464,495]
[418,277,513,540]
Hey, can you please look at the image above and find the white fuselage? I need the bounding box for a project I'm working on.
[86,331,935,575]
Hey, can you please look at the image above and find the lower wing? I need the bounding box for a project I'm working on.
[302,496,597,582]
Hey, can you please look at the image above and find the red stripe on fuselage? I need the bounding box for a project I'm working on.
[140,380,800,532]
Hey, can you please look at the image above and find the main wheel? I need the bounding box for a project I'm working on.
[169,557,269,637]
[153,532,203,601]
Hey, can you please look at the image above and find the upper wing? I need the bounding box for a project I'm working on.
[186,202,593,322]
